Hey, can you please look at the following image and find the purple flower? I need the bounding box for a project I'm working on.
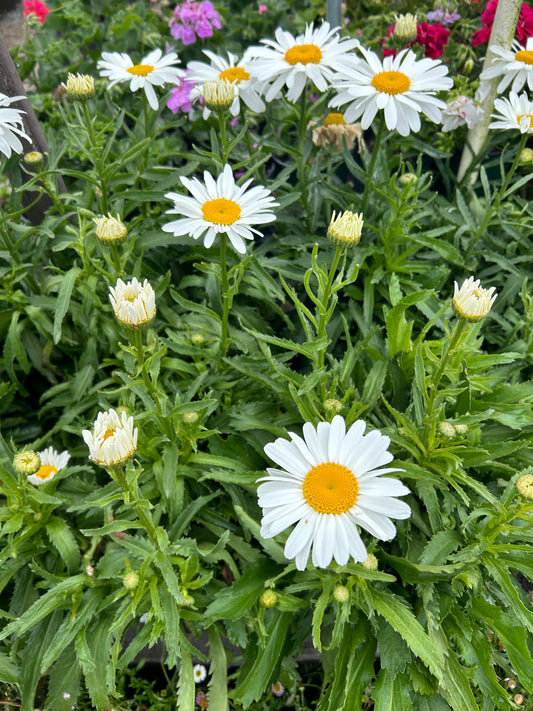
[427,4,460,25]
[167,72,196,112]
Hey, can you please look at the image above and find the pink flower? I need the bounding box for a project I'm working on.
[167,72,196,113]
[23,0,49,23]
[383,21,450,59]
[472,0,533,46]
[258,4,267,13]
[170,0,221,45]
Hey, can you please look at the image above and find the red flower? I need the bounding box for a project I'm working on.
[383,21,450,59]
[472,0,533,45]
[23,0,50,23]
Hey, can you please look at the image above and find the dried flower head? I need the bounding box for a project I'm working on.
[310,112,364,152]
[452,276,497,322]
[327,210,363,247]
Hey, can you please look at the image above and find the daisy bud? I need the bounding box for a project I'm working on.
[398,172,417,186]
[438,421,456,439]
[82,408,138,469]
[13,450,40,476]
[183,411,199,425]
[519,147,533,164]
[325,398,343,415]
[453,276,497,322]
[191,333,205,346]
[62,73,95,100]
[109,277,156,329]
[259,589,278,608]
[393,13,418,44]
[332,584,350,603]
[327,210,363,247]
[464,58,474,76]
[362,553,378,571]
[200,80,236,112]
[93,214,127,245]
[23,150,44,165]
[516,473,533,500]
[123,571,139,589]
[181,591,195,607]
[454,423,468,436]
[272,681,285,697]
[85,564,94,577]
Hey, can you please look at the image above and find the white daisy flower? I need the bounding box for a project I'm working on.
[82,409,138,468]
[329,47,453,136]
[0,93,31,159]
[28,447,70,486]
[246,21,360,103]
[489,91,533,133]
[481,37,533,95]
[193,664,207,684]
[452,276,497,322]
[258,416,411,571]
[109,277,156,328]
[97,49,186,110]
[162,164,278,254]
[187,50,266,118]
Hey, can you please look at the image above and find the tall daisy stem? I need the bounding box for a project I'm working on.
[81,102,109,213]
[219,234,230,357]
[316,244,345,398]
[360,116,386,214]
[297,89,311,227]
[218,111,230,166]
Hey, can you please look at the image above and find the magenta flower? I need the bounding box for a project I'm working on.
[170,0,221,45]
[259,4,267,13]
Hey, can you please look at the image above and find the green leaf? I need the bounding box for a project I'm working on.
[176,642,195,711]
[361,359,388,406]
[204,557,279,623]
[312,577,335,652]
[373,670,412,711]
[380,552,464,584]
[53,267,81,344]
[420,530,461,565]
[233,610,290,707]
[20,611,63,711]
[45,516,80,572]
[80,519,143,536]
[207,628,228,711]
[45,645,81,711]
[376,621,411,679]
[386,291,432,358]
[233,504,286,564]
[0,652,19,684]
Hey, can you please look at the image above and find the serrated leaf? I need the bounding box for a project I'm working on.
[176,644,195,711]
[0,652,19,684]
[45,516,80,572]
[312,577,335,652]
[207,628,228,711]
[373,670,412,711]
[53,267,81,344]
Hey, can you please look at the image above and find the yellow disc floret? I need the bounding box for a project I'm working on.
[202,197,241,225]
[371,71,411,95]
[303,462,358,514]
[285,44,322,66]
[515,50,533,65]
[127,64,154,76]
[219,67,250,83]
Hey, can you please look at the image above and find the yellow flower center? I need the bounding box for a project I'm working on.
[127,64,154,76]
[323,112,346,126]
[201,197,241,225]
[302,462,358,514]
[515,50,533,65]
[517,113,533,128]
[285,43,322,65]
[35,464,58,480]
[103,429,116,441]
[219,67,249,83]
[371,70,411,95]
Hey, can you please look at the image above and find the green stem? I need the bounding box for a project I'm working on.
[297,89,311,227]
[219,234,230,357]
[317,244,345,399]
[81,102,109,213]
[134,327,154,395]
[360,116,386,214]
[218,110,229,165]
[112,466,158,542]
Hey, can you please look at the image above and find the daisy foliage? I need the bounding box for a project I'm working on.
[163,164,278,254]
[258,416,411,570]
[97,49,185,110]
[246,21,360,103]
[329,46,453,135]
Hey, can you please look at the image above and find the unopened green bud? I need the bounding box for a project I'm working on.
[191,333,205,346]
[516,473,533,500]
[181,592,195,607]
[123,571,139,589]
[362,553,378,571]
[463,58,474,76]
[332,584,349,603]
[398,172,417,186]
[183,411,199,425]
[438,421,456,439]
[454,423,468,436]
[24,151,44,165]
[324,398,343,414]
[519,147,533,164]
[393,13,417,44]
[13,450,40,475]
[259,589,278,608]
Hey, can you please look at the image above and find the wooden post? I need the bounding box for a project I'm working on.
[456,0,522,182]
[0,32,66,224]
[326,0,342,29]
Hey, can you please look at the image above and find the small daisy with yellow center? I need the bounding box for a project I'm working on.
[246,21,360,103]
[82,408,138,469]
[27,447,70,486]
[452,276,497,322]
[257,415,411,570]
[272,681,285,697]
[93,214,128,244]
[109,277,156,328]
[489,91,533,134]
[97,49,185,110]
[0,93,31,159]
[163,164,278,254]
[187,50,266,118]
[193,664,207,684]
[62,73,95,100]
[481,37,533,94]
[330,46,453,136]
